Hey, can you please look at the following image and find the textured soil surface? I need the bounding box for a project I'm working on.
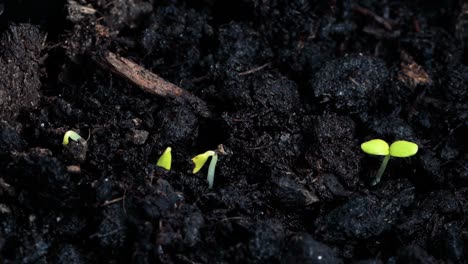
[0,0,467,263]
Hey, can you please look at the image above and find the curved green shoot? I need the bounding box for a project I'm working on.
[62,130,83,145]
[192,150,215,174]
[156,147,172,171]
[192,150,218,189]
[361,139,419,185]
[207,153,218,189]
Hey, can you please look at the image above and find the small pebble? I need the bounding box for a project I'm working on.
[129,130,149,145]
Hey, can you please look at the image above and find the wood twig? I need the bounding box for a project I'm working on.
[353,5,395,31]
[238,63,270,76]
[101,197,124,207]
[99,51,212,117]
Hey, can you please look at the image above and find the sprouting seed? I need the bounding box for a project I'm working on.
[156,147,172,171]
[192,151,215,173]
[192,150,217,189]
[191,145,225,189]
[62,130,83,145]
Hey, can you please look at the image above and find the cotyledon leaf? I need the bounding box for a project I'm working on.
[389,140,418,158]
[361,139,390,156]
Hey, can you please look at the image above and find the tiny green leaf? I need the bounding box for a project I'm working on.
[389,140,418,158]
[63,130,83,145]
[156,147,172,171]
[191,150,215,174]
[361,139,390,156]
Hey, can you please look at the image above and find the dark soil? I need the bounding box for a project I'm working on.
[0,0,467,263]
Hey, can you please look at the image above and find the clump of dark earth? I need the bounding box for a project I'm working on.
[311,55,389,115]
[281,233,342,264]
[0,0,467,263]
[0,23,42,122]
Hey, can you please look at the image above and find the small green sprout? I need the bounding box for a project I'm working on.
[192,145,225,189]
[156,147,172,171]
[62,130,84,145]
[361,139,418,185]
[192,150,217,189]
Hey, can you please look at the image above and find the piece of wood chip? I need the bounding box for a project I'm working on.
[398,51,432,89]
[67,165,81,174]
[99,51,212,117]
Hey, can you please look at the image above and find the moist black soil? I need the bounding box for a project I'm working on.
[0,0,467,263]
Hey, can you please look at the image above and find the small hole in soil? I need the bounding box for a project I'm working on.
[211,1,254,25]
[462,48,468,66]
[0,0,67,40]
[196,119,229,151]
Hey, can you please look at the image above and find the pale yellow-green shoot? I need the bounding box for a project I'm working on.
[192,150,215,174]
[156,147,172,171]
[192,150,217,189]
[62,130,83,145]
[361,139,418,185]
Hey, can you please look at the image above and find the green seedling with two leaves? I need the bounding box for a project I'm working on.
[361,139,418,185]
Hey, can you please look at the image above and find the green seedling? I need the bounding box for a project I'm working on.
[62,130,85,145]
[192,145,225,189]
[192,151,217,189]
[361,139,418,185]
[156,147,172,171]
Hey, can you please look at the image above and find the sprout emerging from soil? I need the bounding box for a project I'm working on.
[192,145,225,189]
[192,150,217,189]
[361,139,418,185]
[156,147,172,171]
[62,130,84,145]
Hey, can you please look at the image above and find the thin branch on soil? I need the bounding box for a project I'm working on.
[100,188,128,214]
[413,18,421,32]
[101,196,124,207]
[431,123,463,151]
[89,228,125,239]
[218,217,247,223]
[0,178,15,196]
[41,33,48,48]
[180,74,209,86]
[99,51,212,117]
[349,77,362,87]
[353,5,395,30]
[238,63,270,76]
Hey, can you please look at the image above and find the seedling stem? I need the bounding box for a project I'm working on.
[373,155,390,185]
[361,139,418,185]
[207,153,218,189]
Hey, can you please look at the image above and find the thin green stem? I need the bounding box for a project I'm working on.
[372,155,390,186]
[207,153,218,189]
